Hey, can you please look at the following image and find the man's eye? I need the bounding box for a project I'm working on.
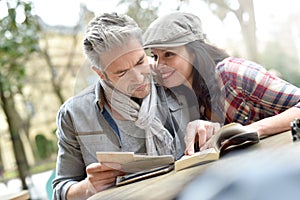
[118,71,127,77]
[137,59,145,65]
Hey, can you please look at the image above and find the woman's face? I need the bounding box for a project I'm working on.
[151,46,194,88]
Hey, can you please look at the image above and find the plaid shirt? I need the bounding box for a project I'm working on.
[216,57,300,125]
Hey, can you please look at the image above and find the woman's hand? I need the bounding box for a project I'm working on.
[184,120,220,155]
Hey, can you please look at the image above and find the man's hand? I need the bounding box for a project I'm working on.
[85,162,125,196]
[184,120,220,155]
[67,162,125,199]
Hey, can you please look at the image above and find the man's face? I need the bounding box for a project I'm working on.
[99,40,151,99]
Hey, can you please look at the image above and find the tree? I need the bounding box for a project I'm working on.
[39,4,94,105]
[0,0,40,189]
[118,0,159,30]
[204,0,258,61]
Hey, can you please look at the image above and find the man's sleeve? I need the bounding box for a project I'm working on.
[52,105,86,200]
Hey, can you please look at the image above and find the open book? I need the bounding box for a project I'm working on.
[97,123,259,184]
[175,123,259,171]
[96,151,174,173]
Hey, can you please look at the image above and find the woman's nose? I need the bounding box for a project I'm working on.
[157,57,165,65]
[157,57,169,69]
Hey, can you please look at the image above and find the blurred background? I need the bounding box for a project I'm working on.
[0,0,299,199]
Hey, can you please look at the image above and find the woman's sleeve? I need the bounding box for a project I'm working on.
[237,59,300,112]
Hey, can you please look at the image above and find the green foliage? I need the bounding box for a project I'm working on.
[0,0,40,92]
[259,41,300,87]
[118,0,159,31]
[35,134,56,159]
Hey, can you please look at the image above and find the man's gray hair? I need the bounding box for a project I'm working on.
[83,12,143,68]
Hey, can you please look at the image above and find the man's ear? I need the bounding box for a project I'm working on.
[92,66,106,80]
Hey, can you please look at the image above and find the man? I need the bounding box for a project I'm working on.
[52,13,195,200]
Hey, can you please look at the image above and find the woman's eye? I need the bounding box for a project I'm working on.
[165,51,175,58]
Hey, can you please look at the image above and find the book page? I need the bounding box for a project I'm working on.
[97,152,174,173]
[179,148,217,160]
[175,148,219,171]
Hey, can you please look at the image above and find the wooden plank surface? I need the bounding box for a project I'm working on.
[0,190,30,200]
[88,131,295,200]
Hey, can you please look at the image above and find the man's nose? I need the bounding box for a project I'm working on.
[129,67,147,82]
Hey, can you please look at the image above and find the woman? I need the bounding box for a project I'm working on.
[143,12,300,154]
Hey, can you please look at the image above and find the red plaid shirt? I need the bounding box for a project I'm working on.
[216,57,300,125]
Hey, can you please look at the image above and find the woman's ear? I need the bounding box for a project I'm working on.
[92,66,106,80]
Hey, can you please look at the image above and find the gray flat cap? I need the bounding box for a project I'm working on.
[143,12,205,48]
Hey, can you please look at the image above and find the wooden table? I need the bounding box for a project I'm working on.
[0,190,30,200]
[89,131,298,200]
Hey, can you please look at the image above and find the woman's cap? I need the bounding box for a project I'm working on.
[143,12,205,48]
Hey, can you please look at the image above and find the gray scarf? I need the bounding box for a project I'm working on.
[100,78,175,156]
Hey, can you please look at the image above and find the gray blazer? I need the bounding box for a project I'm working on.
[52,80,199,199]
